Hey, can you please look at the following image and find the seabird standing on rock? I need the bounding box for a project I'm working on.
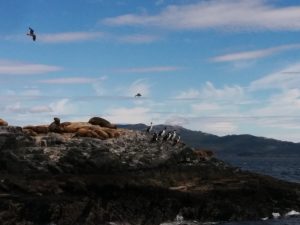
[151,132,158,142]
[158,127,167,137]
[27,27,36,41]
[163,132,171,141]
[170,130,177,141]
[146,122,153,133]
[173,135,180,145]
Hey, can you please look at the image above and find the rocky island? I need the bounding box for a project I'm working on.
[0,118,299,225]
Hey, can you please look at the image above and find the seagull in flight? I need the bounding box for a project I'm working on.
[27,27,36,41]
[135,93,142,97]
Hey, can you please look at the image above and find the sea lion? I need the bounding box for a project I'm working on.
[0,119,8,126]
[23,125,48,134]
[76,128,99,138]
[48,117,63,133]
[88,117,117,129]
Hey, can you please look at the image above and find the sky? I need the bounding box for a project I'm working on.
[2,0,300,142]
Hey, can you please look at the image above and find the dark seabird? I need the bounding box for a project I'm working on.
[158,127,167,137]
[146,122,153,133]
[173,135,180,146]
[135,93,142,97]
[27,27,36,41]
[170,130,177,141]
[163,132,171,141]
[151,132,158,142]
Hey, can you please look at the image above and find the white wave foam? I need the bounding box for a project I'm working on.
[272,212,281,218]
[175,214,184,222]
[285,210,300,217]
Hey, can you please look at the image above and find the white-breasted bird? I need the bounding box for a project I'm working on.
[146,122,153,133]
[173,135,180,145]
[170,130,177,141]
[151,132,158,142]
[163,132,171,141]
[158,127,167,137]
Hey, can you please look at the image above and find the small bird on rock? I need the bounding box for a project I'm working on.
[146,122,153,133]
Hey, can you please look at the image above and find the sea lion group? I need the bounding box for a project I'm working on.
[21,117,120,140]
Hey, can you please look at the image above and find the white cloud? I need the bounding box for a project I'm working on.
[117,34,161,43]
[0,60,62,75]
[250,63,300,90]
[38,76,106,84]
[165,115,237,135]
[165,116,189,127]
[105,107,152,124]
[3,98,75,116]
[200,121,237,135]
[191,102,221,112]
[175,89,200,99]
[250,89,300,116]
[102,0,300,32]
[39,31,104,43]
[116,66,181,73]
[29,105,53,113]
[128,79,151,97]
[212,44,300,62]
[92,82,106,96]
[22,88,41,96]
[4,102,25,113]
[155,0,165,6]
[176,81,245,101]
[201,82,245,101]
[49,98,76,115]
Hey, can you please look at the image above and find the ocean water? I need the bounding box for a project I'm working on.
[161,217,300,225]
[217,155,300,225]
[219,155,300,184]
[220,216,300,225]
[162,155,300,225]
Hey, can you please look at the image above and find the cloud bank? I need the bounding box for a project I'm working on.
[102,0,300,32]
[0,60,62,75]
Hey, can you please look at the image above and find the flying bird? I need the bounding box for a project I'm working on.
[27,27,36,41]
[135,93,142,97]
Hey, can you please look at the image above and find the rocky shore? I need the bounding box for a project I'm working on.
[0,123,299,225]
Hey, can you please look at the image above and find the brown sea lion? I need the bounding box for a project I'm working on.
[48,117,63,133]
[23,125,48,134]
[0,118,8,126]
[88,117,117,129]
[76,128,99,138]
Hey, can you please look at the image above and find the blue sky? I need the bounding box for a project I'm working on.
[2,0,300,142]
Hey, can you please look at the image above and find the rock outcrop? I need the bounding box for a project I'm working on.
[0,125,299,225]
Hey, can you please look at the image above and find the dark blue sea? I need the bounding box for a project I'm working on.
[162,155,300,225]
[220,155,300,184]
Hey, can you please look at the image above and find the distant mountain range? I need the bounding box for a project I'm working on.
[118,124,300,157]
